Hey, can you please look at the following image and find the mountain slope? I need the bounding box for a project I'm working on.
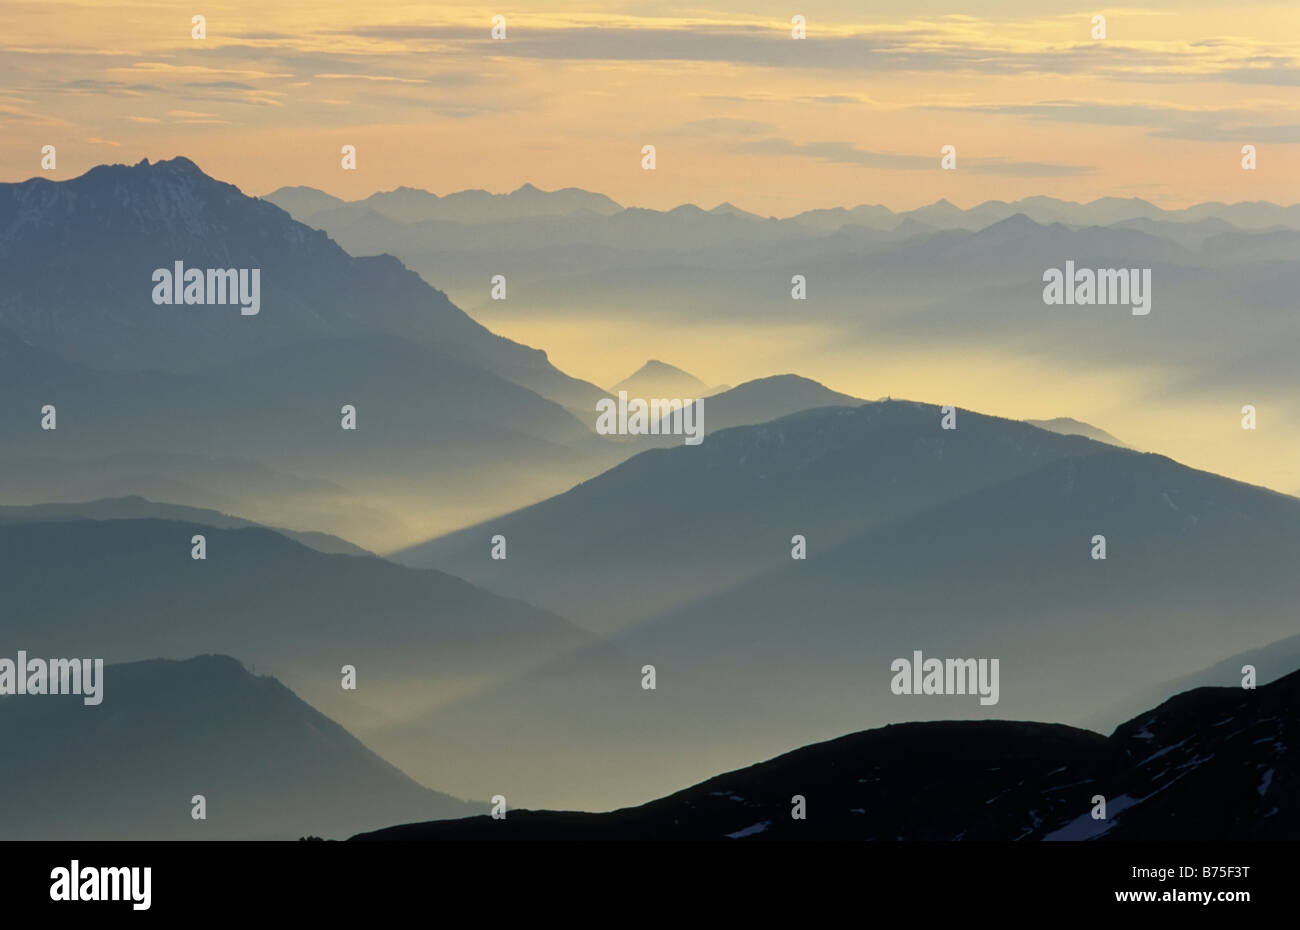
[384,400,1300,809]
[0,321,611,549]
[0,495,371,555]
[658,374,863,434]
[0,655,479,839]
[1025,417,1129,449]
[397,401,1138,632]
[0,518,595,734]
[355,667,1299,841]
[0,157,605,411]
[1103,630,1300,731]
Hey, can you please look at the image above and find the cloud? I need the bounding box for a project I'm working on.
[52,78,164,96]
[930,100,1300,143]
[736,137,1093,176]
[677,117,774,136]
[800,94,867,104]
[183,81,256,90]
[313,73,430,84]
[738,137,932,169]
[338,21,1300,85]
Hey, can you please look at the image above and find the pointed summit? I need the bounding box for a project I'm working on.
[612,360,713,397]
[709,202,760,220]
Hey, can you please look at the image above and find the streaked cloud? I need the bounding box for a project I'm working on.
[737,137,1094,176]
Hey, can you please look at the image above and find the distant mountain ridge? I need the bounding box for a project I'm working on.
[0,495,371,556]
[266,184,1300,231]
[642,374,864,439]
[397,400,1167,633]
[1025,417,1129,449]
[0,157,605,409]
[266,182,623,224]
[0,517,596,738]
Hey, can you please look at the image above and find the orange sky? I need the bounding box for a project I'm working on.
[2,1,1297,213]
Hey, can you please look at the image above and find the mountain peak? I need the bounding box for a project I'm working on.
[709,201,757,218]
[612,359,711,396]
[975,212,1045,237]
[131,155,203,175]
[638,359,686,374]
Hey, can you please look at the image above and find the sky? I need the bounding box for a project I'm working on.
[2,1,1298,498]
[2,1,1298,214]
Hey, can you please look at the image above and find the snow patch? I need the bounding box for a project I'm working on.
[726,820,772,839]
[1043,794,1140,841]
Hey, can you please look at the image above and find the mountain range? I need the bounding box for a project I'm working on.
[3,157,1297,829]
[266,178,1300,496]
[387,400,1300,808]
[0,158,636,550]
[355,666,1297,841]
[266,184,1300,235]
[0,517,596,737]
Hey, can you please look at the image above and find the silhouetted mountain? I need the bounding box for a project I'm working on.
[271,185,1300,244]
[266,182,623,225]
[0,158,643,549]
[0,157,604,411]
[398,401,1165,632]
[1102,631,1300,730]
[278,187,1300,435]
[389,400,1300,809]
[1025,417,1129,449]
[354,668,1298,841]
[0,495,371,555]
[0,449,404,551]
[259,185,345,218]
[0,655,478,839]
[0,318,610,550]
[612,406,1300,758]
[1112,215,1239,248]
[789,203,893,231]
[611,359,719,397]
[1200,227,1300,263]
[0,518,595,735]
[709,202,763,220]
[661,375,862,434]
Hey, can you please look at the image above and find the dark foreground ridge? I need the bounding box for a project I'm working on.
[353,667,1297,841]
